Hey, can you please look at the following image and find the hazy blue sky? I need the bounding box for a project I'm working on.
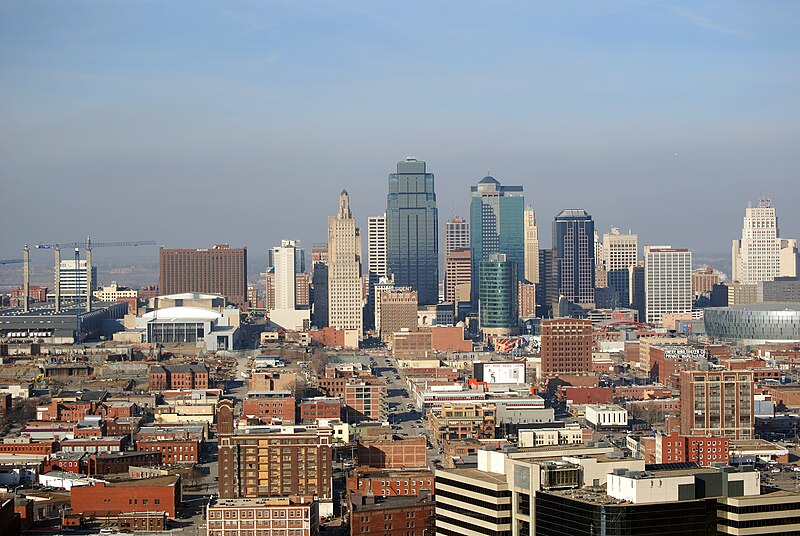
[2,1,799,279]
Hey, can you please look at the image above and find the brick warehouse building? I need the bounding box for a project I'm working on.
[159,244,248,307]
[148,364,209,390]
[70,475,181,518]
[137,439,199,464]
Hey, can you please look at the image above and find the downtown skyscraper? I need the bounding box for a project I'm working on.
[327,190,363,335]
[386,158,439,306]
[732,198,798,284]
[552,209,596,308]
[469,176,524,306]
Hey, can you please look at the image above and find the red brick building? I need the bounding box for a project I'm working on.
[242,392,296,424]
[70,475,182,518]
[349,494,433,536]
[299,397,341,422]
[558,386,613,405]
[137,440,199,464]
[357,436,427,469]
[403,367,459,381]
[308,327,345,348]
[91,451,163,476]
[655,432,730,465]
[149,364,209,390]
[347,469,434,497]
[540,319,593,376]
[429,326,472,353]
[0,440,57,455]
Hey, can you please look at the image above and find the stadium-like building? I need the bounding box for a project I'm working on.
[704,302,800,345]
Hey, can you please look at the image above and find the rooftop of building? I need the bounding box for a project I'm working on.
[0,301,124,318]
[158,292,226,300]
[351,495,433,512]
[209,496,316,508]
[351,467,434,477]
[711,302,800,313]
[729,438,788,450]
[99,474,180,487]
[142,307,224,322]
[436,467,509,485]
[55,389,108,402]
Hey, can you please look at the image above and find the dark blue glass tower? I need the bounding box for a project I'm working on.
[552,209,595,307]
[386,158,439,306]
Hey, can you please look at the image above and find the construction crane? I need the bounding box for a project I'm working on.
[29,237,157,343]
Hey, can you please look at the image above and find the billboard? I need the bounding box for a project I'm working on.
[474,362,526,384]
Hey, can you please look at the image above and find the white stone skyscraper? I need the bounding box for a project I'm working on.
[267,239,310,331]
[644,245,692,326]
[732,198,797,284]
[328,190,363,336]
[523,206,539,284]
[367,215,387,280]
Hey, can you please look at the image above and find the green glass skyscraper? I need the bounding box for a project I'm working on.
[386,158,439,306]
[470,176,524,306]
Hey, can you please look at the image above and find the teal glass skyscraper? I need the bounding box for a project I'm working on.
[386,158,439,305]
[478,253,519,335]
[470,176,524,305]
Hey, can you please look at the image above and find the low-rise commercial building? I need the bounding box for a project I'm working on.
[70,475,182,518]
[206,497,318,536]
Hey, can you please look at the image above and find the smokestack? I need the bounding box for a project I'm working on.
[85,237,92,313]
[54,247,61,314]
[23,245,29,313]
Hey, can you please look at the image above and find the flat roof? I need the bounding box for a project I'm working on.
[436,467,508,485]
[0,301,124,318]
[351,495,432,512]
[210,497,315,508]
[101,475,179,487]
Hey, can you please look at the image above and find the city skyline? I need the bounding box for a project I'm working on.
[2,2,799,263]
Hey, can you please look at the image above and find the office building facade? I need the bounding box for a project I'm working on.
[644,246,692,326]
[540,318,593,376]
[159,244,247,307]
[445,217,470,255]
[268,240,305,310]
[327,191,363,335]
[552,210,595,308]
[470,176,524,306]
[386,158,439,305]
[445,248,472,308]
[523,206,539,284]
[603,227,638,307]
[732,198,795,284]
[478,254,519,336]
[680,370,754,440]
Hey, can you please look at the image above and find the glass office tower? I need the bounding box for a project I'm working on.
[552,209,596,307]
[469,176,524,306]
[386,158,439,306]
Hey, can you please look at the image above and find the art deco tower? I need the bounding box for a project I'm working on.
[327,190,363,335]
